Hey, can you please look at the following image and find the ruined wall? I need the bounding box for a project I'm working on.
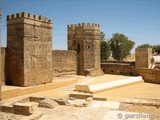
[68,23,103,76]
[1,47,9,85]
[0,10,1,99]
[52,50,77,76]
[101,62,135,76]
[1,48,5,85]
[135,48,153,75]
[7,12,52,86]
[140,68,160,84]
[135,48,152,72]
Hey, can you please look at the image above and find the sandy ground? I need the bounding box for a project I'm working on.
[85,74,131,85]
[37,106,109,120]
[1,74,160,120]
[2,74,160,103]
[94,82,160,101]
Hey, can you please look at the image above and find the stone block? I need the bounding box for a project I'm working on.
[69,92,93,99]
[53,98,70,106]
[1,104,13,113]
[38,98,59,109]
[13,102,37,116]
[29,96,45,103]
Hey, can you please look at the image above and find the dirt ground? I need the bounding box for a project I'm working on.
[0,74,160,120]
[94,82,160,101]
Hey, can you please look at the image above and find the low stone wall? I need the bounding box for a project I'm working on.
[52,50,77,76]
[101,63,135,76]
[140,68,160,84]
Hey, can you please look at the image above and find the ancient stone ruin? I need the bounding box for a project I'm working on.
[0,12,104,88]
[0,11,160,120]
[68,23,103,76]
[0,10,1,98]
[7,12,53,86]
[0,12,159,99]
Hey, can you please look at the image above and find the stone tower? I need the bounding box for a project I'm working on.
[68,23,103,76]
[135,48,153,74]
[0,10,2,98]
[7,12,52,86]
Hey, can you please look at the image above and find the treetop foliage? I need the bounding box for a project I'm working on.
[110,33,135,60]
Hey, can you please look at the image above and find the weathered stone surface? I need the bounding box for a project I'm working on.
[75,103,86,107]
[68,23,103,76]
[1,48,10,86]
[0,10,1,99]
[29,96,45,103]
[84,68,104,76]
[1,104,13,113]
[39,98,59,109]
[69,91,93,99]
[101,62,135,75]
[13,102,37,116]
[52,50,77,76]
[140,68,160,84]
[135,48,152,75]
[54,98,70,106]
[7,12,52,86]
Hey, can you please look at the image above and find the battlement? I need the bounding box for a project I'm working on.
[7,12,52,23]
[68,23,100,30]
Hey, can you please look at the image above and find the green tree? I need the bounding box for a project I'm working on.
[136,44,160,54]
[137,44,152,48]
[154,45,160,54]
[100,32,111,60]
[110,33,135,60]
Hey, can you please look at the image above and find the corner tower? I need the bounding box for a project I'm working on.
[7,12,52,86]
[68,23,103,76]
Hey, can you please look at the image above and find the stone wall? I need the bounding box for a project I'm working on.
[7,12,53,86]
[1,47,9,85]
[101,62,135,76]
[140,68,160,84]
[1,49,77,84]
[0,10,1,99]
[52,50,77,76]
[68,23,103,76]
[135,48,152,73]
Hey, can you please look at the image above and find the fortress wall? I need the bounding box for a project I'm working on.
[140,68,160,84]
[1,47,8,85]
[101,63,135,76]
[7,12,52,86]
[52,50,77,76]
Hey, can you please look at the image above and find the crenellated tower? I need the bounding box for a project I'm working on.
[7,12,53,86]
[68,23,103,76]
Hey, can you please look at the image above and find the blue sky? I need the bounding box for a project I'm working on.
[1,0,160,53]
